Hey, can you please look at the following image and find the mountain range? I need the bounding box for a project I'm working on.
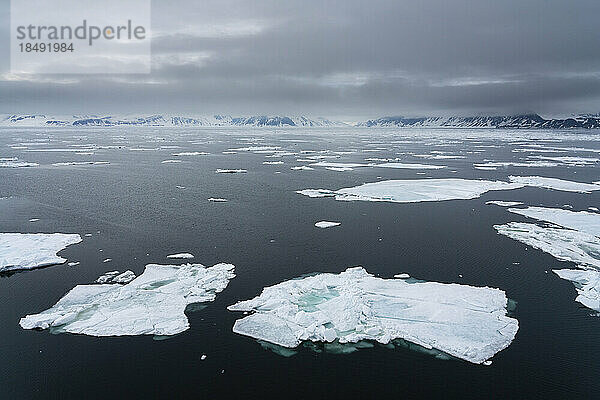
[2,113,600,129]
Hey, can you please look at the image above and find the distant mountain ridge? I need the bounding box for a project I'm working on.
[3,113,600,128]
[357,114,600,129]
[0,114,343,127]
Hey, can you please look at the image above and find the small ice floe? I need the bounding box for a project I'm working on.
[216,169,247,174]
[228,146,280,152]
[485,201,524,207]
[161,160,182,164]
[201,354,207,360]
[176,186,186,190]
[297,179,523,204]
[533,156,599,166]
[291,166,314,171]
[552,269,600,312]
[590,207,600,212]
[172,152,209,156]
[314,221,341,229]
[228,267,518,364]
[506,207,600,237]
[208,198,228,202]
[0,233,82,273]
[310,162,369,170]
[263,161,284,165]
[394,273,410,279]
[167,253,195,259]
[474,161,558,169]
[96,270,136,284]
[52,161,109,166]
[68,262,80,267]
[0,158,39,168]
[508,176,600,193]
[326,167,353,172]
[374,163,446,170]
[103,258,112,263]
[414,154,466,160]
[20,262,236,336]
[29,218,40,222]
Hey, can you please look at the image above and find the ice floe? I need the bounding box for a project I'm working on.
[486,201,524,207]
[0,158,39,168]
[20,262,235,336]
[161,160,182,164]
[374,163,446,170]
[167,253,195,259]
[314,221,341,228]
[552,269,600,311]
[291,166,314,171]
[228,267,518,364]
[508,176,600,193]
[172,152,209,156]
[506,207,600,237]
[0,233,82,272]
[96,270,136,284]
[297,179,523,204]
[208,198,228,202]
[52,161,109,166]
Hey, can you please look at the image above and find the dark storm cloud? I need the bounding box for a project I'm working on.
[2,0,600,116]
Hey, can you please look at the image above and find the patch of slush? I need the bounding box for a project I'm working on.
[508,176,600,193]
[228,267,518,364]
[486,201,524,207]
[506,207,600,237]
[167,253,195,259]
[297,179,523,204]
[552,269,600,311]
[20,262,235,336]
[314,221,341,228]
[0,233,82,272]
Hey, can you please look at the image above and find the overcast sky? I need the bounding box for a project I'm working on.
[1,0,600,118]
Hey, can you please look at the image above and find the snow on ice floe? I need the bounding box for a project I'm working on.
[167,253,195,259]
[508,176,600,193]
[314,221,341,228]
[96,270,136,284]
[0,158,39,168]
[20,262,235,336]
[227,267,518,364]
[297,179,523,204]
[486,201,524,207]
[552,269,600,312]
[0,233,82,272]
[506,207,600,237]
[216,169,247,174]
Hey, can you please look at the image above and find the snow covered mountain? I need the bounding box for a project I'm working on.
[357,114,600,129]
[0,114,344,127]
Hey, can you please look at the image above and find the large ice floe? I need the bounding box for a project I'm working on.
[0,233,82,272]
[228,267,518,364]
[297,179,523,203]
[20,262,235,336]
[495,207,600,312]
[508,176,600,193]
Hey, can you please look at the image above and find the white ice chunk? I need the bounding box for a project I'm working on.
[52,161,109,166]
[172,152,209,156]
[208,198,228,202]
[228,267,518,364]
[0,159,39,168]
[509,176,600,193]
[553,269,600,311]
[486,201,524,207]
[216,169,247,174]
[96,270,136,284]
[315,221,341,228]
[20,262,235,336]
[291,166,314,171]
[0,233,82,272]
[297,179,523,204]
[161,160,182,164]
[167,253,195,259]
[506,207,600,238]
[375,163,446,170]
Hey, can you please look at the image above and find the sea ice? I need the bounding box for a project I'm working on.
[52,161,109,166]
[552,269,600,311]
[208,198,228,202]
[0,158,39,168]
[508,176,600,193]
[506,207,600,238]
[20,262,235,336]
[228,267,518,364]
[167,253,195,259]
[486,201,524,207]
[216,169,247,174]
[297,179,523,204]
[0,233,82,272]
[314,221,341,228]
[291,166,314,171]
[374,163,446,170]
[161,160,182,164]
[96,270,136,284]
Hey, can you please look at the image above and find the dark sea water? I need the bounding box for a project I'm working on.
[0,126,599,399]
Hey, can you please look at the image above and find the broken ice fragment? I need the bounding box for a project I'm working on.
[314,221,341,229]
[508,176,600,193]
[0,233,82,273]
[485,201,524,207]
[167,253,195,259]
[553,269,600,312]
[216,169,247,174]
[20,262,235,337]
[506,207,600,238]
[96,270,136,284]
[228,267,518,364]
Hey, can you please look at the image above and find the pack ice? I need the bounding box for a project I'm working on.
[297,179,523,203]
[495,207,600,312]
[0,233,82,272]
[228,267,518,364]
[20,262,235,336]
